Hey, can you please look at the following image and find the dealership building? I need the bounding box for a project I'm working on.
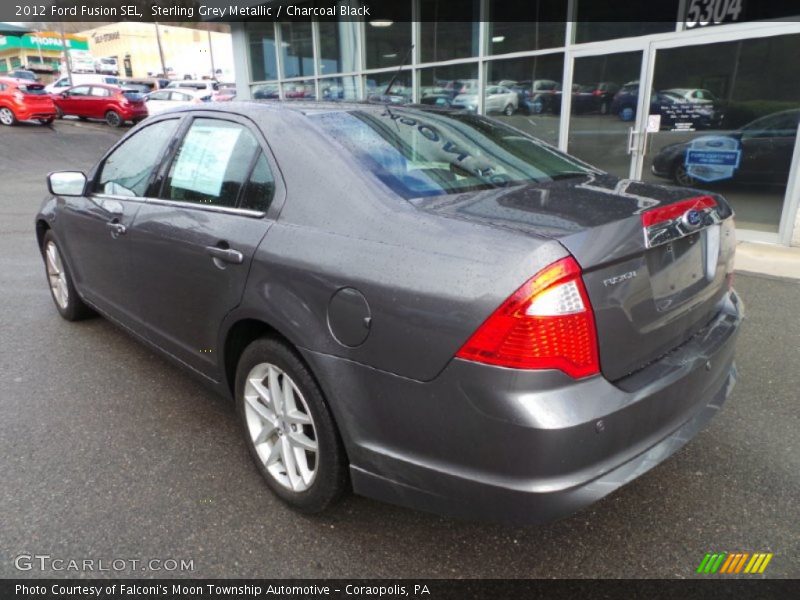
[0,31,88,77]
[227,1,800,246]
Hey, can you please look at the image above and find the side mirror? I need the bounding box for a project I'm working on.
[48,171,87,196]
[60,92,68,98]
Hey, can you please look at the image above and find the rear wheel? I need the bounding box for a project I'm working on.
[105,110,124,127]
[0,107,17,126]
[236,338,348,513]
[41,231,94,321]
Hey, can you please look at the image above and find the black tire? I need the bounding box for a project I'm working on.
[41,231,94,321]
[39,117,55,126]
[0,106,18,126]
[235,337,348,513]
[55,106,64,119]
[78,116,89,121]
[503,104,515,116]
[105,110,124,128]
[672,160,698,187]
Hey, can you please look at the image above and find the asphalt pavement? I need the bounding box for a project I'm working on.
[0,119,798,579]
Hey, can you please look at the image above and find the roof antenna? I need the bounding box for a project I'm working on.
[383,44,414,98]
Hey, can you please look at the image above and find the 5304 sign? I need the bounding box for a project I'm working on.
[685,0,745,28]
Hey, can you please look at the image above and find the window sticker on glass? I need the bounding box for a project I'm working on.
[171,124,243,198]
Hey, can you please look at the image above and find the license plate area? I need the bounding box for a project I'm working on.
[647,230,713,313]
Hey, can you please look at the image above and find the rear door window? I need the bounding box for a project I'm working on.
[96,119,180,197]
[90,86,111,97]
[69,86,91,96]
[239,152,276,212]
[162,118,259,208]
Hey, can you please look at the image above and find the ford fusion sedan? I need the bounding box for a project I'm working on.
[36,102,741,523]
[52,84,147,127]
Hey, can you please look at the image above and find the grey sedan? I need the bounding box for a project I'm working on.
[36,102,741,523]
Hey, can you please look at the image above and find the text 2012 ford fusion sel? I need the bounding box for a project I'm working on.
[36,102,741,523]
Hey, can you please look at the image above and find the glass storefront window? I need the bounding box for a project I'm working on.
[567,51,643,177]
[252,82,279,100]
[282,80,317,101]
[365,71,413,104]
[318,15,359,75]
[485,54,564,146]
[487,1,567,54]
[642,34,800,233]
[364,4,412,70]
[246,23,278,82]
[280,22,314,79]
[420,63,479,109]
[320,76,360,101]
[574,1,680,43]
[420,0,480,63]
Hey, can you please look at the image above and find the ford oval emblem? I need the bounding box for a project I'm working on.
[683,209,703,228]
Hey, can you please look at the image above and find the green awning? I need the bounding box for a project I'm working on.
[0,23,33,36]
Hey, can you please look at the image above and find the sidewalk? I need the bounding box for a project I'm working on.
[736,241,800,280]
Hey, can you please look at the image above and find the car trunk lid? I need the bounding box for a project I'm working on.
[412,174,735,381]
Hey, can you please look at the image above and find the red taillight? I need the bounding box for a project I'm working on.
[455,257,600,379]
[641,195,716,227]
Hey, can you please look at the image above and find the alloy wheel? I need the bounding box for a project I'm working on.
[243,362,318,492]
[45,241,69,309]
[0,108,15,125]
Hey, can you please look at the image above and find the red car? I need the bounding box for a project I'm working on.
[0,77,56,126]
[52,84,148,127]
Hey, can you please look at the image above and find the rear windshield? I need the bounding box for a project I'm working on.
[19,84,47,95]
[121,90,145,101]
[309,109,594,199]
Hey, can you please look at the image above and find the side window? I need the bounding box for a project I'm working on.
[240,153,276,212]
[96,119,180,197]
[69,86,91,96]
[163,118,259,208]
[90,87,110,97]
[149,91,169,101]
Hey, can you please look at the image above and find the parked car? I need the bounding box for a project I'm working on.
[212,84,237,102]
[166,79,220,94]
[611,81,723,129]
[0,77,56,125]
[119,77,171,93]
[7,69,39,82]
[652,109,800,186]
[144,88,211,115]
[95,57,119,75]
[663,88,720,104]
[572,82,620,114]
[52,84,147,127]
[452,85,519,115]
[45,73,120,94]
[37,102,740,524]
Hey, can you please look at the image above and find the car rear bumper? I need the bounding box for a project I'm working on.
[304,289,742,524]
[14,103,56,120]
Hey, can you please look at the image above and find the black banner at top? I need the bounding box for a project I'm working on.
[2,0,800,24]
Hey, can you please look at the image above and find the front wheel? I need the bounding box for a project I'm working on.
[105,110,124,127]
[39,117,55,126]
[503,104,515,116]
[236,338,348,513]
[673,161,698,187]
[55,106,64,119]
[0,107,17,126]
[41,231,94,321]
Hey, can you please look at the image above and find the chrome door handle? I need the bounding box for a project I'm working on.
[205,245,243,265]
[106,221,127,236]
